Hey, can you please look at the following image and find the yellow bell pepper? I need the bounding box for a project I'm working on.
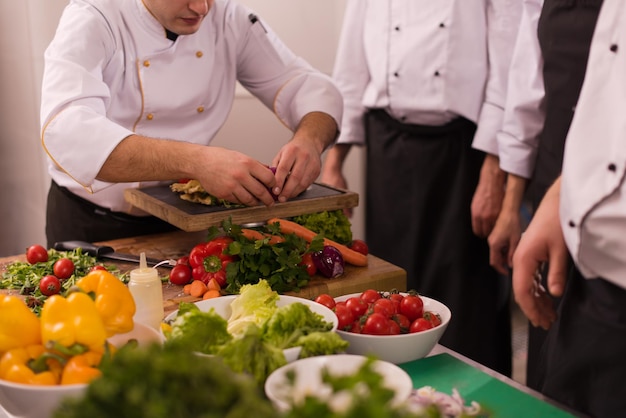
[41,292,108,355]
[0,295,41,354]
[0,344,63,385]
[60,350,103,385]
[75,270,136,336]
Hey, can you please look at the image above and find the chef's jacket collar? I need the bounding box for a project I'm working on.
[136,0,177,42]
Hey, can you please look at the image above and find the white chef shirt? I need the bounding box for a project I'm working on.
[333,0,522,155]
[560,0,626,289]
[41,0,343,214]
[497,0,545,179]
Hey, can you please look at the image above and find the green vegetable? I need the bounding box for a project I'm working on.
[215,324,287,386]
[261,302,333,349]
[295,331,349,358]
[53,343,276,418]
[165,303,232,354]
[292,210,353,246]
[226,279,279,337]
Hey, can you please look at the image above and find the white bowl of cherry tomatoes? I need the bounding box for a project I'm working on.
[314,290,451,364]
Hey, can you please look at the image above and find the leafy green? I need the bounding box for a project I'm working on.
[205,218,323,294]
[215,324,287,386]
[261,302,333,349]
[53,343,276,418]
[165,305,232,354]
[295,331,349,358]
[292,210,353,245]
[226,279,279,337]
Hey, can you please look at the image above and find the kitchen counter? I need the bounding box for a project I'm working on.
[0,230,407,314]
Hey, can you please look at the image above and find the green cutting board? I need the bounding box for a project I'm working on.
[399,354,576,417]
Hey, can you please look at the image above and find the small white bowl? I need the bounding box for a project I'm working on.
[0,322,163,418]
[334,293,451,364]
[164,295,338,362]
[264,354,413,412]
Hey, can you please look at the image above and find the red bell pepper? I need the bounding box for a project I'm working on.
[188,237,235,287]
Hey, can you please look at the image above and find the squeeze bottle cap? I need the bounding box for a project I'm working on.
[130,252,158,283]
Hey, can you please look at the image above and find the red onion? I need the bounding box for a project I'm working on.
[312,245,345,278]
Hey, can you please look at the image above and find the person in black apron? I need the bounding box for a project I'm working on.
[525,0,603,391]
[365,110,512,377]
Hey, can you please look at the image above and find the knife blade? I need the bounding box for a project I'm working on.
[53,240,174,268]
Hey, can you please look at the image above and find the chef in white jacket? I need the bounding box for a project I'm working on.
[40,0,342,246]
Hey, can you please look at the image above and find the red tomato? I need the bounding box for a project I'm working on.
[345,297,369,319]
[26,244,48,264]
[400,295,424,322]
[335,305,355,331]
[89,265,107,272]
[362,312,390,335]
[388,319,401,335]
[360,289,381,305]
[409,317,433,333]
[299,253,317,277]
[349,239,369,255]
[314,294,336,310]
[373,298,396,318]
[176,256,190,267]
[39,275,61,296]
[349,320,362,334]
[392,313,411,334]
[53,258,75,280]
[169,264,192,286]
[424,311,442,328]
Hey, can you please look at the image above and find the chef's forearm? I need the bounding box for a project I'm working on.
[294,111,339,154]
[96,134,198,183]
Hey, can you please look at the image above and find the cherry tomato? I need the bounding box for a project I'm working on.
[373,298,396,318]
[388,319,401,335]
[362,312,390,335]
[299,253,317,277]
[345,297,369,319]
[349,320,362,334]
[349,239,369,256]
[169,264,192,286]
[410,317,434,333]
[176,256,190,267]
[335,305,355,331]
[400,294,424,322]
[89,265,107,272]
[424,311,442,328]
[392,313,412,334]
[53,258,75,280]
[360,289,381,305]
[39,275,61,296]
[26,244,48,264]
[314,294,336,310]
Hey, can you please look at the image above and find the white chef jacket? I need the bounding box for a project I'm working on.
[333,0,522,155]
[40,0,343,214]
[497,0,546,179]
[560,0,626,289]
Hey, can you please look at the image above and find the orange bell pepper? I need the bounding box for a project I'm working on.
[60,350,103,385]
[0,344,63,385]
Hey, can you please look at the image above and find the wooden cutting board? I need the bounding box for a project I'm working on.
[124,182,358,232]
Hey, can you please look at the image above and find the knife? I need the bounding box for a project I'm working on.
[53,240,174,268]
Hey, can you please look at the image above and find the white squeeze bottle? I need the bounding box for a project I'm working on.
[128,252,164,330]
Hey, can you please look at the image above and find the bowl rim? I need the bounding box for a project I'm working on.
[334,292,451,338]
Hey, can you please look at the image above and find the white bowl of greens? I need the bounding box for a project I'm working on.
[162,280,345,384]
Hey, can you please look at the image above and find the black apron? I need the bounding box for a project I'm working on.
[46,181,179,248]
[365,110,512,376]
[526,0,603,391]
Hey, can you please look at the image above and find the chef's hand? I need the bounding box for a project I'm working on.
[194,147,277,207]
[488,207,522,275]
[471,154,505,238]
[271,112,338,202]
[512,177,567,330]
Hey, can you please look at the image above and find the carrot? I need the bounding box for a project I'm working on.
[206,278,221,292]
[183,283,192,295]
[202,289,221,300]
[267,217,368,267]
[188,280,208,298]
[241,228,266,241]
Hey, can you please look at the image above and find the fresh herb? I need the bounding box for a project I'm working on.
[292,210,353,245]
[205,218,324,294]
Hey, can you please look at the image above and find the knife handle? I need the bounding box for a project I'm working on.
[53,241,114,257]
